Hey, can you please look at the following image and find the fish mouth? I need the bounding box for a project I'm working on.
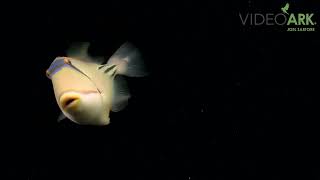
[60,93,80,110]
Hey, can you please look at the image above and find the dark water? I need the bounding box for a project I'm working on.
[4,0,320,179]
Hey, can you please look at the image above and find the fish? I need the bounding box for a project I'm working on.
[46,42,148,125]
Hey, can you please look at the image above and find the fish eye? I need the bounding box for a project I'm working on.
[64,58,72,65]
[46,70,51,78]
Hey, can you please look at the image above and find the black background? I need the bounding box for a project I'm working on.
[4,0,320,179]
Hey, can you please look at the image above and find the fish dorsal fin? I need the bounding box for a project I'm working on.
[66,42,106,64]
[66,42,90,60]
[111,76,131,112]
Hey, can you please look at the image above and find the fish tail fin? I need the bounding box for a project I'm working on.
[107,42,148,77]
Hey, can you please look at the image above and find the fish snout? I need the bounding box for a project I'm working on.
[60,93,81,110]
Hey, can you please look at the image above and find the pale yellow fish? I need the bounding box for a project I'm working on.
[46,42,147,125]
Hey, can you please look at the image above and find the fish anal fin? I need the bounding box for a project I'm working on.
[57,112,67,122]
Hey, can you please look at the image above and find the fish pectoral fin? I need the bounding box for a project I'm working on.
[57,112,67,122]
[111,76,131,112]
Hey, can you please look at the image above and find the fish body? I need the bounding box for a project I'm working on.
[46,42,147,125]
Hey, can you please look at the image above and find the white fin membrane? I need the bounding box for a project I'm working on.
[107,42,148,77]
[111,76,131,112]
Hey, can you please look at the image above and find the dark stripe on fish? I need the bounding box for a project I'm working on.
[111,69,117,77]
[98,65,105,70]
[104,65,116,73]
